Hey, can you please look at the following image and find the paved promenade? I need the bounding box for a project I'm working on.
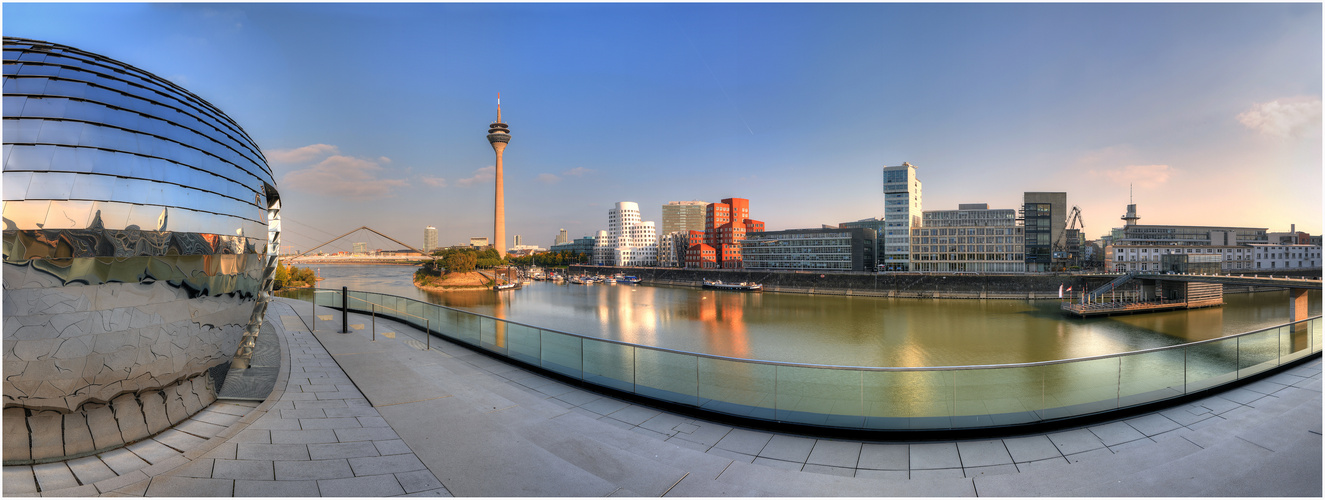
[5,297,1320,496]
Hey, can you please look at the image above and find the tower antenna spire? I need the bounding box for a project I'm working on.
[497,92,502,123]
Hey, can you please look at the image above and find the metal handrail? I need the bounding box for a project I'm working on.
[286,287,1320,372]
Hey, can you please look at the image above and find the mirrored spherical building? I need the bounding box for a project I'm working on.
[2,37,280,463]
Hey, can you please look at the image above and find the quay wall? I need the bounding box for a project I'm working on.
[567,266,1320,300]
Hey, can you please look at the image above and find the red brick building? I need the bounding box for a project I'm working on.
[685,198,764,269]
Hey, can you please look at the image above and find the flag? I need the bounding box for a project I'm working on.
[1059,284,1064,298]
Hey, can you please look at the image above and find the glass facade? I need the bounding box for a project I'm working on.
[742,227,877,271]
[3,37,278,462]
[911,207,1026,273]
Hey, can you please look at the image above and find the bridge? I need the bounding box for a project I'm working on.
[1067,272,1321,319]
[285,226,432,265]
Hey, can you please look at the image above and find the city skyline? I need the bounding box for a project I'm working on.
[5,3,1320,252]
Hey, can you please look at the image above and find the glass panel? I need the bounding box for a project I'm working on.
[583,339,633,393]
[1314,318,1322,354]
[479,316,500,353]
[484,318,509,357]
[406,299,425,330]
[1185,337,1239,392]
[773,366,862,427]
[633,349,698,406]
[1118,349,1185,408]
[1038,357,1120,420]
[540,330,582,379]
[698,357,775,420]
[449,308,480,346]
[1282,320,1312,364]
[506,323,540,365]
[864,370,953,429]
[954,366,1040,428]
[1237,328,1281,378]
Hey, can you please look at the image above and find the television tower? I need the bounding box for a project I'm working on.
[487,94,511,256]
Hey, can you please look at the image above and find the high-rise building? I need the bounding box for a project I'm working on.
[910,204,1026,273]
[514,234,522,247]
[555,228,569,246]
[594,202,658,267]
[685,197,764,269]
[352,242,368,254]
[486,94,511,256]
[1022,192,1066,272]
[423,226,438,253]
[662,201,708,235]
[882,163,922,271]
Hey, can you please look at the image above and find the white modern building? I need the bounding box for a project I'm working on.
[1249,244,1322,271]
[1108,245,1256,273]
[594,201,658,267]
[882,162,921,271]
[424,226,438,253]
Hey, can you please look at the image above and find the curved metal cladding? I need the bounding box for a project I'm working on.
[2,37,278,462]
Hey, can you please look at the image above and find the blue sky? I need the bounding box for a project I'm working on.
[5,3,1321,252]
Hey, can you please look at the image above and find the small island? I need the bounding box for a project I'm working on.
[414,247,505,291]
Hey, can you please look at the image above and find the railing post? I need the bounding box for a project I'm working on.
[341,286,349,334]
[372,303,376,342]
[426,319,431,351]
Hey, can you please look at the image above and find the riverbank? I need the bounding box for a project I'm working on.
[570,266,1322,299]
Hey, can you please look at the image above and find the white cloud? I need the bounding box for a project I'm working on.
[537,173,561,184]
[1088,164,1174,189]
[420,176,448,188]
[456,166,496,187]
[562,167,594,177]
[1237,97,1322,138]
[281,154,407,201]
[267,144,340,164]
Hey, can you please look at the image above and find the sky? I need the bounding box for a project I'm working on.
[4,2,1321,252]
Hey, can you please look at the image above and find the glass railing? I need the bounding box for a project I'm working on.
[276,287,1322,431]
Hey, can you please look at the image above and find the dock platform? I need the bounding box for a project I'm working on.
[1061,299,1223,317]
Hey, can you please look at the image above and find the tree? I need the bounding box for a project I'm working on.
[274,259,289,289]
[445,252,476,273]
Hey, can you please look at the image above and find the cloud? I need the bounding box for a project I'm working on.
[537,173,561,184]
[267,144,340,164]
[1088,164,1174,189]
[1237,97,1322,138]
[420,176,448,188]
[281,154,407,201]
[561,167,594,177]
[456,166,496,187]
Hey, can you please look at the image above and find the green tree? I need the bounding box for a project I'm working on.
[274,259,289,289]
[445,251,476,273]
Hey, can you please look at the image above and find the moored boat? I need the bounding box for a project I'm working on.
[702,279,762,291]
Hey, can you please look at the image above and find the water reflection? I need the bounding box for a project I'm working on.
[311,265,1320,367]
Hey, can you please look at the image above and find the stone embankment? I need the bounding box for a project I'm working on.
[568,266,1321,299]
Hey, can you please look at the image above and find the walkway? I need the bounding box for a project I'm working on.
[5,297,1320,496]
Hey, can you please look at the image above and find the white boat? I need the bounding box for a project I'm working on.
[619,276,642,284]
[702,279,762,291]
[494,282,518,291]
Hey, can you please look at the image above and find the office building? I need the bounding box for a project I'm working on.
[882,163,922,271]
[1249,244,1322,271]
[594,202,658,267]
[743,227,877,271]
[911,204,1026,273]
[470,237,489,247]
[1103,203,1268,273]
[657,232,689,268]
[2,38,279,462]
[685,197,764,269]
[424,226,439,252]
[662,201,708,235]
[550,236,596,257]
[555,228,569,246]
[352,242,369,254]
[1023,192,1067,272]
